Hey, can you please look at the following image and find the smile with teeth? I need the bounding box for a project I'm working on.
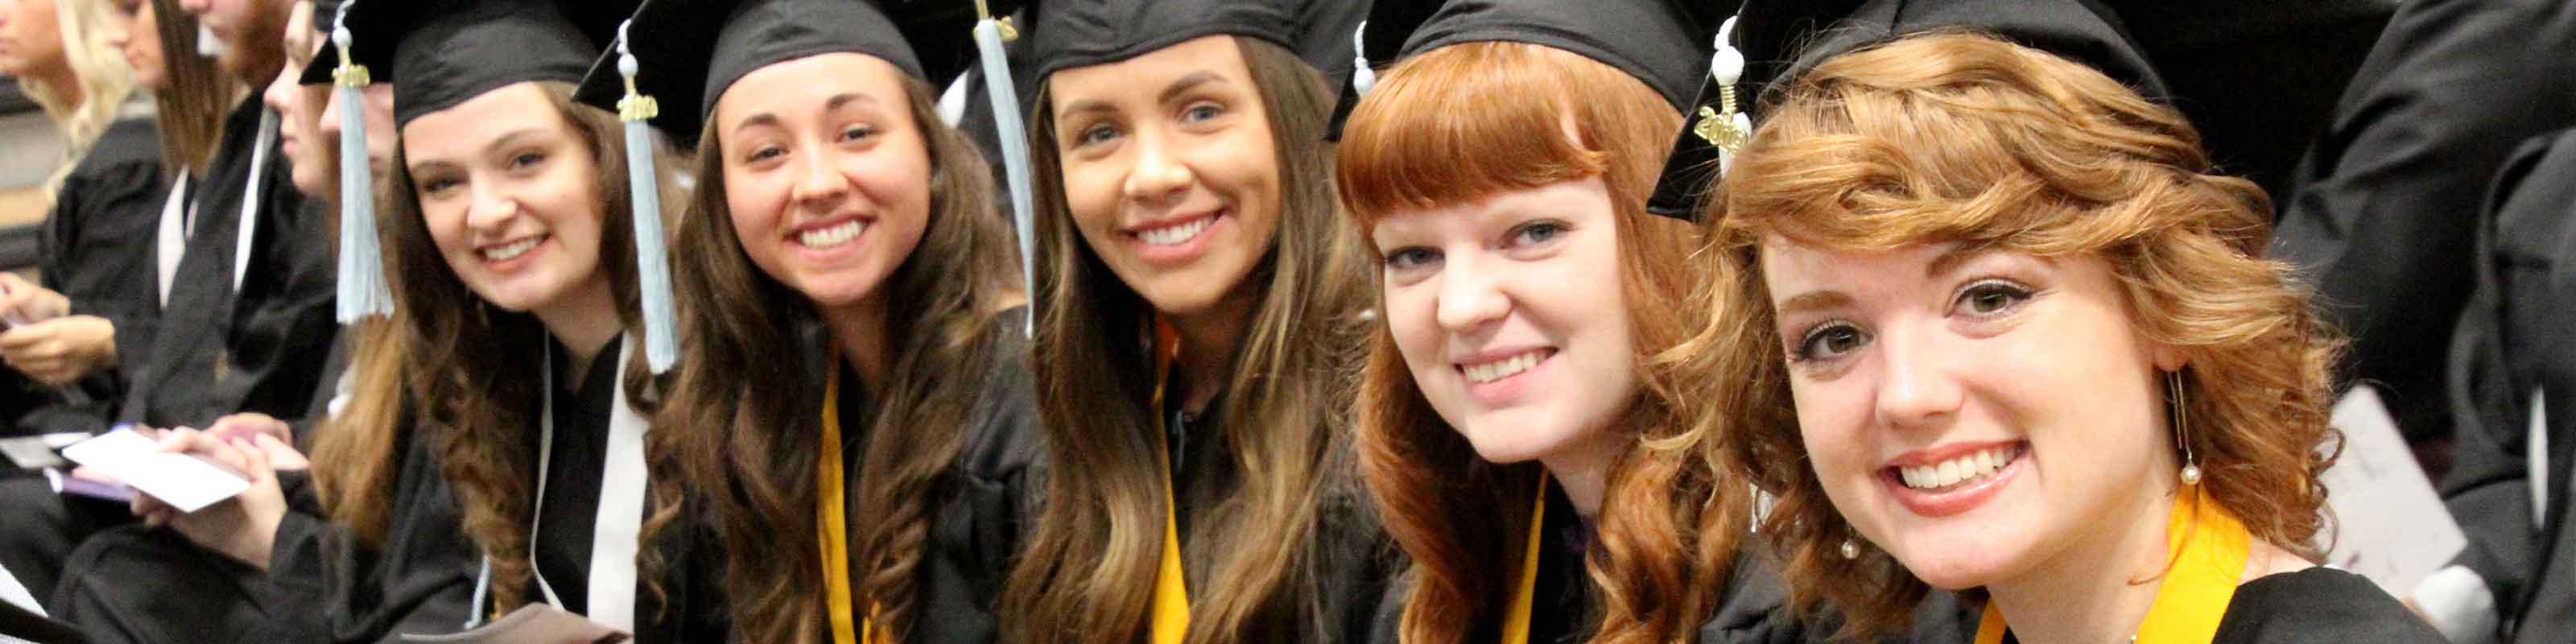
[481,237,542,262]
[1134,213,1217,246]
[1460,349,1553,384]
[798,219,867,249]
[1897,444,2023,492]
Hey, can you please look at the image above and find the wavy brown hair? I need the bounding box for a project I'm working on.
[1335,41,1744,644]
[651,71,1019,643]
[1668,33,2344,638]
[1001,35,1377,644]
[354,80,670,616]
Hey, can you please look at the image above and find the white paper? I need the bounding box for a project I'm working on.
[57,429,247,513]
[2319,386,2468,596]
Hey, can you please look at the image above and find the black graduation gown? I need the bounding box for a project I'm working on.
[522,336,725,643]
[2443,127,2576,642]
[2206,569,2447,643]
[2268,0,2576,470]
[117,96,336,431]
[902,308,1046,644]
[46,411,477,644]
[1158,377,1398,644]
[6,116,167,435]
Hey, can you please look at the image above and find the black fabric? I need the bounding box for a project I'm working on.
[1337,0,1720,128]
[1025,0,1361,80]
[568,0,1004,141]
[2207,568,2447,642]
[1693,548,1979,643]
[526,336,624,616]
[2095,0,2390,202]
[2269,0,2576,466]
[913,308,1047,643]
[11,116,165,434]
[45,418,478,644]
[1645,0,2169,219]
[321,0,626,127]
[0,477,126,611]
[117,96,333,432]
[1154,336,1397,644]
[2442,128,2576,643]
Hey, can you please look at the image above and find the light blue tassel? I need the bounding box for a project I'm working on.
[332,15,392,323]
[974,15,1037,336]
[616,23,679,373]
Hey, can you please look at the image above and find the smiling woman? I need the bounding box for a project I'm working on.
[1679,32,2443,643]
[1003,1,1391,642]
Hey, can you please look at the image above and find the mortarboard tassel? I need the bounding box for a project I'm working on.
[972,0,1038,336]
[333,7,394,323]
[1350,22,1373,97]
[615,22,679,373]
[1691,15,1751,175]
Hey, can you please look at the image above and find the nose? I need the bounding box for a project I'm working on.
[464,180,518,233]
[788,147,848,210]
[1121,130,1191,206]
[1872,320,1965,431]
[318,89,345,138]
[1432,250,1509,334]
[260,68,292,115]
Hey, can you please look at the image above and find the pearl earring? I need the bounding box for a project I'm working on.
[1839,539,1859,560]
[2169,370,2202,485]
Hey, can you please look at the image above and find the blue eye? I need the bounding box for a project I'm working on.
[1182,103,1222,122]
[1075,123,1121,147]
[1383,247,1439,270]
[1508,221,1566,247]
[1794,322,1868,362]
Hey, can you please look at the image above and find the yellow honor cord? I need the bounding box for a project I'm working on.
[1500,474,1547,644]
[1973,488,2249,643]
[818,370,882,644]
[1147,318,1191,644]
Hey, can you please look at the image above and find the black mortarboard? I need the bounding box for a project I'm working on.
[1024,0,1364,82]
[1327,0,1726,140]
[570,0,1002,140]
[312,0,628,127]
[310,0,341,34]
[1645,0,2174,219]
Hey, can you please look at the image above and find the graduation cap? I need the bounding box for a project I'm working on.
[1024,0,1364,82]
[1645,0,2173,219]
[1326,0,1728,141]
[570,0,1037,363]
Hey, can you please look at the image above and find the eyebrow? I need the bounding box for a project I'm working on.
[1924,244,1992,279]
[1775,291,1855,316]
[1055,70,1229,122]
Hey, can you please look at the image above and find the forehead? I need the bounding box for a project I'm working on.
[1757,235,1960,297]
[711,52,911,130]
[399,82,566,158]
[1045,35,1251,109]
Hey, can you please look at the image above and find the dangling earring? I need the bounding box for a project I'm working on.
[1839,539,1860,560]
[2169,370,2202,485]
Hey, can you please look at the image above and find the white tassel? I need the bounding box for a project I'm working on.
[974,14,1038,337]
[332,13,393,323]
[615,23,679,373]
[1350,21,1374,97]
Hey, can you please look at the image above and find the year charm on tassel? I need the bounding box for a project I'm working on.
[1694,16,1752,157]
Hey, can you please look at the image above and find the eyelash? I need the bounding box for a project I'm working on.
[1786,279,2037,363]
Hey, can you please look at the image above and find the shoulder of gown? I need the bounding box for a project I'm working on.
[2211,568,2448,643]
[1697,545,1980,644]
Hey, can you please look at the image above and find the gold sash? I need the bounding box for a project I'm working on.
[1973,488,2250,643]
[819,369,881,644]
[1500,474,1548,644]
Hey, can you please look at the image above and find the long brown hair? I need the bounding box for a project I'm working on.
[1670,33,2343,637]
[137,0,229,177]
[1001,35,1376,644]
[1335,41,1743,644]
[650,72,1020,643]
[342,80,663,614]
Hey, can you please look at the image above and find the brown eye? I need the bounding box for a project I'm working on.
[1957,282,2031,316]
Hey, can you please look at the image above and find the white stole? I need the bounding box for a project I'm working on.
[481,335,650,633]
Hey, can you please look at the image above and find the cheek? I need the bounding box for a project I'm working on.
[1381,283,1441,369]
[1789,378,1874,481]
[1059,158,1121,232]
